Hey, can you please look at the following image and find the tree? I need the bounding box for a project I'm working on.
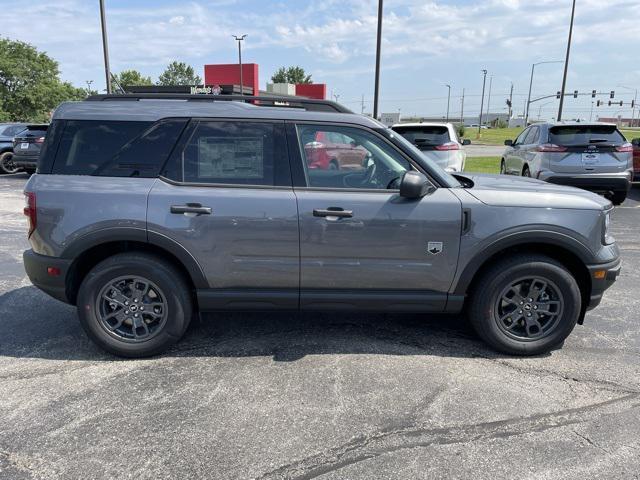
[157,61,202,86]
[114,69,153,88]
[271,66,312,84]
[0,38,86,122]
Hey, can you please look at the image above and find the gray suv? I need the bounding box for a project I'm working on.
[23,95,621,358]
[501,122,633,205]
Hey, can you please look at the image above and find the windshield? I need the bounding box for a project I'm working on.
[392,125,450,146]
[379,128,461,188]
[0,125,25,137]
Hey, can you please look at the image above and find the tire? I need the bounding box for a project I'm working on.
[500,159,506,174]
[0,152,20,174]
[467,254,581,356]
[522,165,531,177]
[76,252,193,358]
[611,191,627,206]
[328,160,339,170]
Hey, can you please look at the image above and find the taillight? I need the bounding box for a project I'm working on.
[23,192,36,237]
[535,143,568,152]
[435,142,460,151]
[34,136,45,144]
[616,142,633,153]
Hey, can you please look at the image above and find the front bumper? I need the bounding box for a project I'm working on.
[23,249,73,304]
[585,257,621,311]
[538,171,632,193]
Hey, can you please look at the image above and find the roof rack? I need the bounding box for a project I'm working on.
[85,94,353,114]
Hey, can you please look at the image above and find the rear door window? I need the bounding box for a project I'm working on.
[523,126,539,145]
[549,125,625,146]
[52,119,187,177]
[392,126,450,148]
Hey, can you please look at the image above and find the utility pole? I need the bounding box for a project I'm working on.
[99,0,112,94]
[232,34,247,95]
[478,69,488,137]
[557,0,576,121]
[460,88,465,125]
[486,75,493,126]
[373,0,383,120]
[618,85,638,127]
[361,94,365,114]
[590,101,594,122]
[508,82,513,118]
[445,84,451,122]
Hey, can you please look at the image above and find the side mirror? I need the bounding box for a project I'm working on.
[462,139,471,146]
[632,138,640,146]
[400,171,432,199]
[504,139,513,146]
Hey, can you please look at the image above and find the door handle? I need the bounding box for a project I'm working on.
[170,203,212,215]
[313,207,353,218]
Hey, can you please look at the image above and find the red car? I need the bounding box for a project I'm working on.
[633,138,640,180]
[303,131,369,170]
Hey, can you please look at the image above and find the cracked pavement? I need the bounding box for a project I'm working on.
[1,173,639,479]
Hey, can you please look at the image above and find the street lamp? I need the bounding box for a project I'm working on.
[232,34,247,95]
[525,60,563,125]
[557,0,577,121]
[99,0,112,94]
[445,84,451,122]
[373,0,384,119]
[478,69,488,137]
[618,84,638,127]
[486,75,493,126]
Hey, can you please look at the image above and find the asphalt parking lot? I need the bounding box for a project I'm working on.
[1,173,639,480]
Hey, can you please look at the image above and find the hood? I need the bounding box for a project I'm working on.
[457,173,611,210]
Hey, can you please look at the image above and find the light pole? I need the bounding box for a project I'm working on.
[460,88,465,125]
[373,0,383,120]
[557,0,576,121]
[445,84,451,122]
[618,85,638,127]
[99,0,112,94]
[590,101,594,122]
[478,69,487,137]
[232,34,247,95]
[486,75,493,126]
[525,60,562,126]
[85,80,94,95]
[538,101,553,121]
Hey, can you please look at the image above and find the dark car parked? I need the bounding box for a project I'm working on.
[12,124,49,174]
[0,123,29,174]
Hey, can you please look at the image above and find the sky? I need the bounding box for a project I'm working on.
[1,0,639,120]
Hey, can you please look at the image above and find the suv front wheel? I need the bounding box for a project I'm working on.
[77,252,192,357]
[468,254,581,355]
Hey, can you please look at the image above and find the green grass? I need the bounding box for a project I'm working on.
[462,127,523,146]
[621,128,640,141]
[464,156,501,174]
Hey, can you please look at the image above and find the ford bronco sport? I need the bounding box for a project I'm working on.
[23,94,621,357]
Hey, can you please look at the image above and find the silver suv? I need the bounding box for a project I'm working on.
[23,95,621,358]
[501,122,633,205]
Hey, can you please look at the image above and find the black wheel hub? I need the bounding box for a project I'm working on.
[96,276,168,343]
[494,276,564,341]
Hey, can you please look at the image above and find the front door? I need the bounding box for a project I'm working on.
[290,123,462,311]
[148,119,299,309]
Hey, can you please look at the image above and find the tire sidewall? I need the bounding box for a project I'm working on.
[77,257,191,357]
[472,260,581,355]
[0,152,18,174]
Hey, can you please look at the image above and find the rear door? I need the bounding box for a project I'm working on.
[289,122,462,311]
[148,119,300,309]
[547,125,631,174]
[505,127,529,174]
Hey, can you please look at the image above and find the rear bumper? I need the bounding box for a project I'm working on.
[585,258,621,311]
[539,171,632,193]
[23,249,72,304]
[12,155,38,170]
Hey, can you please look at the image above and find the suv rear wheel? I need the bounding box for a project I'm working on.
[468,254,581,355]
[0,152,20,174]
[610,191,627,206]
[77,252,192,357]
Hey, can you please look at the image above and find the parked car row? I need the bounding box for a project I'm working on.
[501,122,635,205]
[0,122,48,175]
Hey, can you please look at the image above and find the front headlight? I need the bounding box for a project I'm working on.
[603,209,614,245]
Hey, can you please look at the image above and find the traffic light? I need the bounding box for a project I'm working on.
[556,91,561,99]
[632,100,635,108]
[506,99,512,107]
[608,100,612,106]
[592,90,596,98]
[573,90,578,98]
[597,100,601,107]
[610,91,615,99]
[619,100,623,107]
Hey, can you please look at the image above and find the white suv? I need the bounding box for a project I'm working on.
[391,122,469,172]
